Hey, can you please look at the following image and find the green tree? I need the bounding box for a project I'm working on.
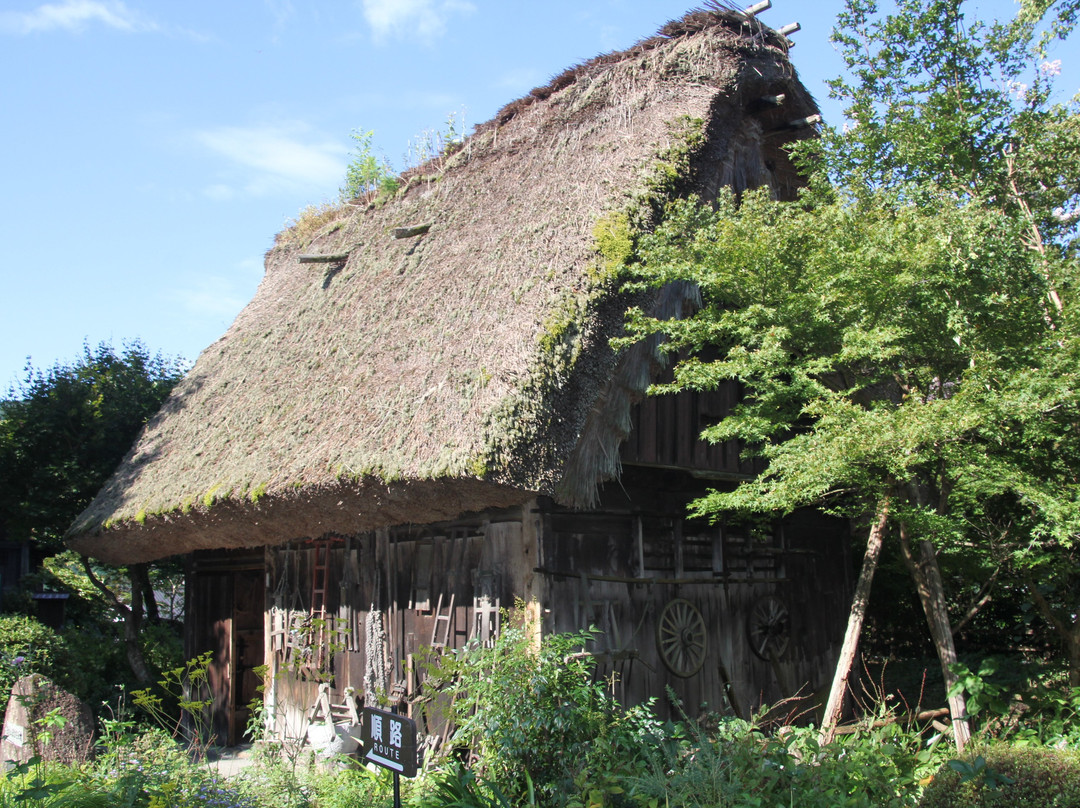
[622,0,1079,750]
[0,341,186,683]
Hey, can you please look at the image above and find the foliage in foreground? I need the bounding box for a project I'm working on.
[919,744,1080,807]
[418,615,664,805]
[2,627,1080,808]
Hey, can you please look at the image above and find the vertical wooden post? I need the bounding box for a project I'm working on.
[820,496,890,743]
[518,499,544,648]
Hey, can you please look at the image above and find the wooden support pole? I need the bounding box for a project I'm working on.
[743,0,771,16]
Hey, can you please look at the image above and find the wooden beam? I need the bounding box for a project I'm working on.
[391,223,432,239]
[788,114,822,129]
[298,253,349,263]
[535,567,791,586]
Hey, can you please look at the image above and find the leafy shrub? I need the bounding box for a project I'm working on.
[1014,686,1080,749]
[57,623,131,707]
[0,758,114,808]
[424,761,517,808]
[0,613,66,698]
[420,612,663,806]
[919,744,1080,807]
[141,621,185,679]
[628,715,940,808]
[340,129,398,201]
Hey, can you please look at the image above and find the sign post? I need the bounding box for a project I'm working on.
[360,705,420,808]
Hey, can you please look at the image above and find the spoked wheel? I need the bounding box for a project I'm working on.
[656,598,708,677]
[747,595,791,660]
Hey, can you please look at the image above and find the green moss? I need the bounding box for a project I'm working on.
[537,293,584,364]
[249,482,268,503]
[134,509,147,525]
[590,210,634,285]
[632,115,706,229]
[467,453,490,479]
[202,484,222,509]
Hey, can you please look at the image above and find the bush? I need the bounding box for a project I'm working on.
[340,129,398,201]
[0,613,66,698]
[420,611,663,806]
[919,744,1080,807]
[628,715,941,808]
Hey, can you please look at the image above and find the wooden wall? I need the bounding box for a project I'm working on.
[537,472,850,720]
[258,506,541,745]
[620,380,759,479]
[213,475,850,747]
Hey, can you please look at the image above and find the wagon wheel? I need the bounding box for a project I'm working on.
[747,595,791,660]
[656,598,707,678]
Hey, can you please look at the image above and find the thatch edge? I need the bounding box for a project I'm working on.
[67,477,532,565]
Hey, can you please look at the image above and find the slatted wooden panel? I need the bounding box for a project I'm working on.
[620,381,756,477]
[538,489,850,722]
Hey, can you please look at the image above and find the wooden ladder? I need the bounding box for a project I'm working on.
[429,592,456,650]
[310,540,332,667]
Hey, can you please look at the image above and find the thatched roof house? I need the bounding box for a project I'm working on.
[68,4,818,566]
[66,5,854,746]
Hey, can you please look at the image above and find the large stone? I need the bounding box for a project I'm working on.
[1,675,95,765]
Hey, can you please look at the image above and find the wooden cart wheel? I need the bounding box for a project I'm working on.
[656,598,707,677]
[747,595,791,660]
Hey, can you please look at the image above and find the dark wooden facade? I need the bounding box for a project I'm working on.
[185,388,851,747]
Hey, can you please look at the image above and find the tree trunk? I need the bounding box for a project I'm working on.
[820,495,890,744]
[1027,578,1080,688]
[78,556,154,685]
[898,523,971,751]
[124,566,153,685]
[131,563,160,624]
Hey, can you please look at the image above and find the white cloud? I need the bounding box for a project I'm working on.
[0,0,155,34]
[193,123,347,199]
[360,0,475,42]
[172,260,263,323]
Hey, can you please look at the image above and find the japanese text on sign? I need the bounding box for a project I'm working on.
[361,707,419,777]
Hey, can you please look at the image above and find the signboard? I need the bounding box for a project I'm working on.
[360,707,420,777]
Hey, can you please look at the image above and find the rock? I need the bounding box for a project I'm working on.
[1,675,95,765]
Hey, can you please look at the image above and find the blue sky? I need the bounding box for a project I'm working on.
[0,0,1073,388]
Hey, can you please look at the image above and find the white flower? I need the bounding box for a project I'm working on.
[1040,59,1062,76]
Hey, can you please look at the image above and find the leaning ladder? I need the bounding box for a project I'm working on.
[310,540,332,668]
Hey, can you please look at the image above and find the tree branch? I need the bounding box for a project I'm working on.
[951,565,1000,636]
[79,555,130,617]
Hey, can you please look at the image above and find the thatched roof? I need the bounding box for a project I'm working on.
[68,4,819,564]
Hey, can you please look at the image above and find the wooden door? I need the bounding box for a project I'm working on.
[231,569,265,744]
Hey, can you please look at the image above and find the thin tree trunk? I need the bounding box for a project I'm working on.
[1027,578,1080,688]
[79,556,153,685]
[898,523,971,751]
[131,563,160,624]
[820,495,890,744]
[125,567,153,685]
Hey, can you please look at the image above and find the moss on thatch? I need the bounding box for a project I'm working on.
[67,4,819,564]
